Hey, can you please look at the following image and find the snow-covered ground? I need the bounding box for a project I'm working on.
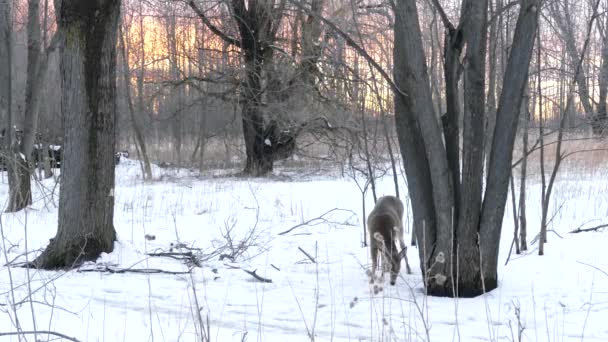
[1,158,607,341]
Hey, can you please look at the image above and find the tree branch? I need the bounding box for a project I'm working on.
[429,0,454,30]
[298,246,317,263]
[186,0,241,47]
[0,331,81,342]
[569,224,608,234]
[278,208,356,235]
[288,0,407,98]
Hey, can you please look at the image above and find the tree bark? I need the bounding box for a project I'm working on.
[394,0,539,297]
[479,0,540,288]
[456,0,488,296]
[518,85,531,252]
[485,0,500,175]
[33,0,120,269]
[0,0,10,141]
[8,0,42,211]
[595,11,608,136]
[1,0,14,198]
[232,0,279,176]
[394,0,455,295]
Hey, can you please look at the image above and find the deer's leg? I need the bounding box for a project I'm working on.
[395,223,411,274]
[369,244,378,283]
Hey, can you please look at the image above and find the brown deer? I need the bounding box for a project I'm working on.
[367,195,411,286]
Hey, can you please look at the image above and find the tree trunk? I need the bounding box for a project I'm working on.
[8,0,42,211]
[33,0,120,269]
[167,7,183,166]
[395,0,539,297]
[231,0,280,176]
[479,0,540,288]
[456,0,488,295]
[136,3,152,179]
[242,55,272,175]
[595,12,608,136]
[118,21,152,180]
[485,0,500,174]
[1,0,14,198]
[518,85,531,252]
[394,0,455,295]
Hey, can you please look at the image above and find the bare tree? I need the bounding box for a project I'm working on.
[393,0,539,297]
[186,0,287,175]
[0,0,13,184]
[119,4,152,180]
[595,5,608,136]
[33,0,121,268]
[548,0,593,129]
[7,0,42,211]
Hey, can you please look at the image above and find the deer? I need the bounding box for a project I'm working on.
[367,195,411,288]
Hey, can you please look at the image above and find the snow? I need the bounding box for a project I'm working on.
[1,159,608,341]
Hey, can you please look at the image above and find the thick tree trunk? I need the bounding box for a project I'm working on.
[33,0,120,269]
[479,0,539,289]
[456,0,488,296]
[231,0,279,176]
[395,0,539,297]
[394,0,455,296]
[242,57,272,176]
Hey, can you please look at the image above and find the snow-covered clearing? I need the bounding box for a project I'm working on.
[1,159,608,341]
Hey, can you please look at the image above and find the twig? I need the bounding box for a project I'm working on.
[576,261,608,278]
[0,331,81,342]
[243,269,273,283]
[530,229,564,245]
[298,246,317,263]
[278,208,356,235]
[569,224,608,234]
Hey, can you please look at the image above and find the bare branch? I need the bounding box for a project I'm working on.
[0,331,82,342]
[569,224,608,234]
[288,0,407,98]
[298,246,317,263]
[186,0,241,47]
[429,0,454,30]
[278,208,356,235]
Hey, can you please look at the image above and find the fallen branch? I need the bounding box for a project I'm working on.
[278,208,357,235]
[77,265,191,275]
[0,331,81,342]
[569,223,608,234]
[530,229,564,245]
[298,246,317,263]
[147,251,202,266]
[225,264,273,283]
[244,269,273,283]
